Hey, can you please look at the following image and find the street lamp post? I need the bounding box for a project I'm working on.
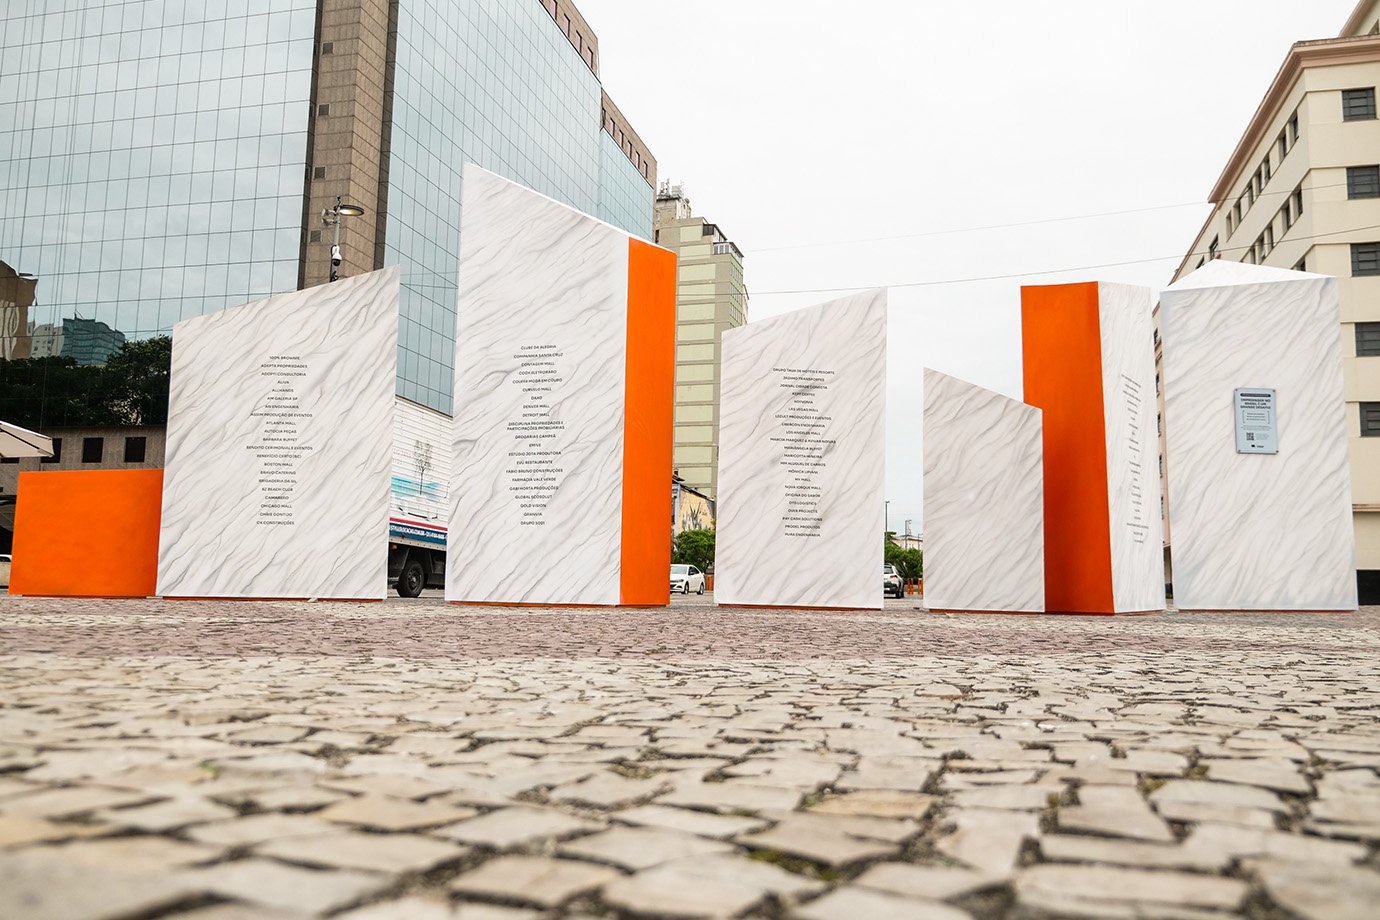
[321,195,366,282]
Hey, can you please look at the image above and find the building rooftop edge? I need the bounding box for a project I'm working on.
[1341,0,1374,37]
[1207,33,1380,204]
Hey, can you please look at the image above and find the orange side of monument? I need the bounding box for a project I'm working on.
[10,469,163,598]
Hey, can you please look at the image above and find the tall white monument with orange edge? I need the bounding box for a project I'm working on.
[446,166,676,606]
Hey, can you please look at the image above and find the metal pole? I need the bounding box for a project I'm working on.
[329,196,341,282]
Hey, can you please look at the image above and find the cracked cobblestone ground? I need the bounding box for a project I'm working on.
[1,594,1379,919]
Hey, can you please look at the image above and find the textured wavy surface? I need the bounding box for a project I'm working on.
[1160,267,1356,610]
[714,290,887,609]
[923,369,1044,612]
[446,166,628,605]
[1097,283,1166,611]
[157,267,399,598]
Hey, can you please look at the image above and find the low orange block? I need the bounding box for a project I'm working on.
[9,469,163,597]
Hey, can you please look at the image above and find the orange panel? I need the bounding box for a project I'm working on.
[9,469,163,598]
[1021,283,1114,614]
[619,238,676,606]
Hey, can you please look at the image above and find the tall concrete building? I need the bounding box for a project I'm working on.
[1165,0,1380,603]
[653,182,747,500]
[0,0,655,415]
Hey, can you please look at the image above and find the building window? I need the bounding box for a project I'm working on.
[1353,242,1380,276]
[1363,403,1380,437]
[41,438,61,464]
[1294,255,1307,272]
[1348,165,1380,199]
[81,437,103,463]
[1343,87,1377,121]
[124,436,147,463]
[1291,185,1304,223]
[1208,236,1219,259]
[1358,322,1380,356]
[1,455,17,464]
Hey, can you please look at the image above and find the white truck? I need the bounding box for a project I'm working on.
[388,398,450,596]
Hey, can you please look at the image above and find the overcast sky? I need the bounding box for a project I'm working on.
[579,0,1357,533]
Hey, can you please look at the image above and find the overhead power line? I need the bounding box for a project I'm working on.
[746,179,1358,255]
[747,221,1380,297]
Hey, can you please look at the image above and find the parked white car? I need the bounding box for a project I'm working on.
[884,563,904,598]
[670,564,706,595]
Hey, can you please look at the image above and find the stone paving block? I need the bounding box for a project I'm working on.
[1058,784,1174,842]
[170,905,311,920]
[335,897,455,919]
[1188,822,1367,864]
[0,849,200,920]
[1039,833,1227,871]
[853,862,1003,900]
[550,771,668,807]
[941,769,1040,788]
[258,829,467,874]
[37,835,222,871]
[935,809,1038,873]
[600,854,823,918]
[1149,780,1284,811]
[1202,758,1310,794]
[558,825,732,870]
[722,757,843,788]
[948,783,1061,811]
[737,818,899,866]
[187,812,338,846]
[792,886,974,920]
[96,795,237,831]
[1152,799,1279,829]
[656,780,801,813]
[232,784,349,812]
[1253,858,1380,920]
[835,756,939,792]
[320,772,449,800]
[0,814,112,847]
[226,724,311,744]
[1102,749,1189,776]
[186,857,390,914]
[318,793,476,831]
[1307,793,1380,824]
[612,803,768,839]
[807,790,935,820]
[450,855,618,907]
[1014,863,1247,916]
[0,784,158,818]
[435,805,601,849]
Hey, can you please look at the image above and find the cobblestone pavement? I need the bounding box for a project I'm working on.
[1,595,1379,919]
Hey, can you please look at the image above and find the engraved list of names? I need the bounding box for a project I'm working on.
[772,365,837,538]
[505,344,566,527]
[249,354,313,526]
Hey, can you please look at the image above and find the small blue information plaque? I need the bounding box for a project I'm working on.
[1234,388,1278,454]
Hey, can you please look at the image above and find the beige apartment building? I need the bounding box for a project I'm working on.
[1166,0,1380,603]
[653,183,748,500]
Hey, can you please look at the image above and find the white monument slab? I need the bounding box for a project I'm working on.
[923,369,1044,613]
[158,267,399,598]
[1160,260,1356,610]
[446,166,675,606]
[714,289,887,609]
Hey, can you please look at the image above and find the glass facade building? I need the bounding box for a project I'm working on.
[0,0,317,344]
[1,0,654,414]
